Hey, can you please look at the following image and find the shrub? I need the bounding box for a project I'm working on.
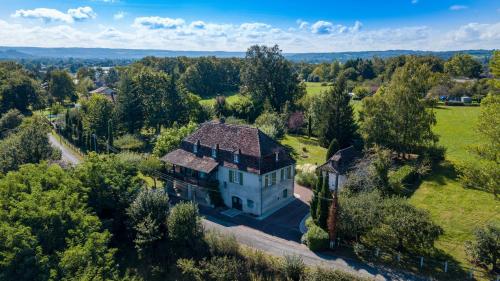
[168,202,205,256]
[306,225,329,251]
[296,171,318,188]
[464,224,499,273]
[305,266,365,281]
[281,255,305,281]
[204,230,240,257]
[0,109,23,137]
[255,111,286,140]
[389,164,417,192]
[114,134,144,151]
[202,256,250,281]
[177,258,204,281]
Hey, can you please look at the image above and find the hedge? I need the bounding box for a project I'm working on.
[306,225,329,251]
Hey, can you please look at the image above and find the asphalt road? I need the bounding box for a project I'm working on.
[48,133,81,165]
[202,214,425,281]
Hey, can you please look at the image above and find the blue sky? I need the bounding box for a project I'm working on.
[0,0,499,52]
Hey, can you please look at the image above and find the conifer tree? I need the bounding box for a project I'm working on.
[326,138,339,161]
[318,74,357,148]
[316,173,331,230]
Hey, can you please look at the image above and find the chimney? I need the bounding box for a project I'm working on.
[275,151,279,162]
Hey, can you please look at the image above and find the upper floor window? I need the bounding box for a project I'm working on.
[193,143,198,153]
[286,166,292,179]
[229,170,243,185]
[280,169,285,181]
[234,153,239,163]
[264,175,269,187]
[271,172,277,185]
[211,147,217,158]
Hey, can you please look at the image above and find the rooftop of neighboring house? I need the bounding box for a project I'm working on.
[317,145,357,174]
[89,86,115,95]
[161,120,295,175]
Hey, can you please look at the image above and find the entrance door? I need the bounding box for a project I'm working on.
[231,196,242,210]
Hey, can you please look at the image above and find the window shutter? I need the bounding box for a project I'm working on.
[239,172,243,185]
[229,170,234,183]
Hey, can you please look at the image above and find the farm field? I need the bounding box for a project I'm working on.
[305,81,331,95]
[410,105,499,270]
[199,92,242,106]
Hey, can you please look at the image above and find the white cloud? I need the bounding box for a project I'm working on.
[450,5,468,11]
[113,11,126,20]
[67,7,96,21]
[1,17,499,52]
[12,7,96,24]
[296,19,309,30]
[133,16,185,29]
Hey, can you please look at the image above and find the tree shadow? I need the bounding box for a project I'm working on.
[403,161,458,197]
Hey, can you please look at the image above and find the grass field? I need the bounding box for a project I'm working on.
[409,105,499,270]
[280,134,327,166]
[305,82,330,96]
[199,92,242,106]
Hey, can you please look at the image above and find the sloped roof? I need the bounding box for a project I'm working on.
[318,146,357,174]
[161,149,218,173]
[162,121,295,174]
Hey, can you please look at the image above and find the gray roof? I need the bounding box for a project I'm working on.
[317,146,357,174]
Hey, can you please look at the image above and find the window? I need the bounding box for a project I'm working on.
[234,153,239,163]
[229,170,243,185]
[211,147,217,158]
[271,172,276,185]
[264,175,269,187]
[286,166,292,179]
[247,199,254,209]
[280,169,285,181]
[283,189,288,198]
[193,143,198,153]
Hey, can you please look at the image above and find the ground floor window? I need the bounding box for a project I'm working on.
[283,189,288,198]
[247,199,254,208]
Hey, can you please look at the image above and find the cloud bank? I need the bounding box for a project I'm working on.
[4,11,500,52]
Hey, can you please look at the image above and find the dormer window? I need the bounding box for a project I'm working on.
[234,153,239,163]
[194,140,200,153]
[275,151,279,162]
[211,146,217,158]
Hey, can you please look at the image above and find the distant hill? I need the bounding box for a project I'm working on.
[0,46,494,63]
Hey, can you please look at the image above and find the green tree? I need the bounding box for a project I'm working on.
[240,45,305,112]
[138,155,162,188]
[49,69,76,103]
[318,75,358,148]
[465,224,499,273]
[254,110,286,140]
[459,93,500,196]
[0,70,41,114]
[444,54,482,78]
[360,58,437,157]
[127,188,170,277]
[82,94,114,138]
[0,163,117,281]
[315,173,331,230]
[115,71,144,134]
[167,202,205,257]
[326,139,339,161]
[0,109,23,138]
[76,76,95,97]
[153,122,198,156]
[0,116,59,174]
[75,153,143,240]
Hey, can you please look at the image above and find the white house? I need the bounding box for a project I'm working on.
[317,146,357,191]
[161,120,296,217]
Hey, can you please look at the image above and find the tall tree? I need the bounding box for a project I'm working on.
[82,95,114,139]
[318,75,358,148]
[48,70,76,103]
[0,71,41,114]
[444,53,482,78]
[240,45,305,112]
[316,173,332,230]
[115,72,144,134]
[459,93,499,196]
[360,58,437,156]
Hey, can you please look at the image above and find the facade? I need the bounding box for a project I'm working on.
[161,120,296,217]
[317,146,357,191]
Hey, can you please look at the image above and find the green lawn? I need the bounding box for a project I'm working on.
[409,105,499,270]
[305,82,330,96]
[199,92,242,106]
[280,134,327,166]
